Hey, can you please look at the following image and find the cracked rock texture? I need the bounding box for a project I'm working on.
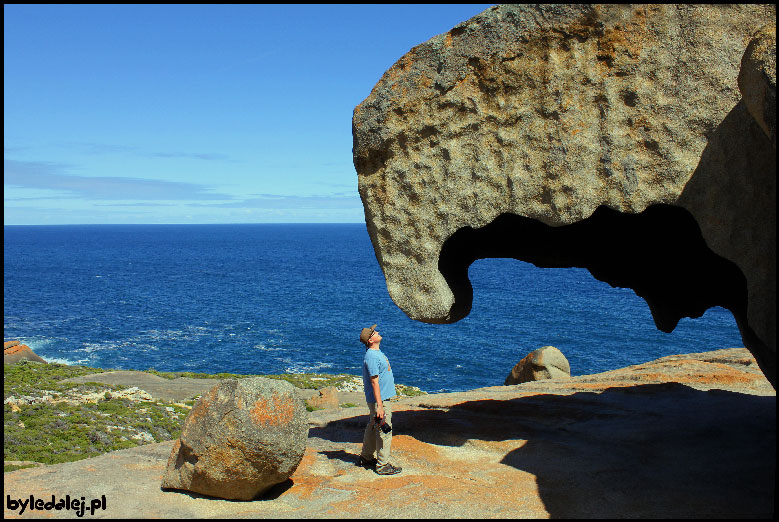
[353,4,776,386]
[161,377,308,500]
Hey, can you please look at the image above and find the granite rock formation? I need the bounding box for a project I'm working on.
[505,345,571,385]
[4,348,774,518]
[161,377,308,500]
[306,386,341,410]
[4,341,47,365]
[353,4,776,386]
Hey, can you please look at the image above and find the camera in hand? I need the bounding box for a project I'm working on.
[374,416,392,434]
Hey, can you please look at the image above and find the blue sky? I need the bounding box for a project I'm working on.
[4,4,494,225]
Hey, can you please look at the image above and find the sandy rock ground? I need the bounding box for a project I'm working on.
[4,348,775,518]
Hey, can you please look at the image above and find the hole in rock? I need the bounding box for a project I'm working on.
[437,204,748,335]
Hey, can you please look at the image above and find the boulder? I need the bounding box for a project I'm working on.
[306,386,340,410]
[505,346,571,385]
[161,377,308,500]
[353,4,776,387]
[4,341,47,365]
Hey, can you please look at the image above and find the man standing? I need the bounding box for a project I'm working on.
[357,324,402,475]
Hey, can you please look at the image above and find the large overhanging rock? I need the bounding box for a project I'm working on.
[353,5,776,386]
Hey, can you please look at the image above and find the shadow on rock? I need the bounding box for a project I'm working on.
[312,383,775,518]
[161,478,294,502]
[677,99,776,388]
[320,449,361,466]
[309,419,366,445]
[494,384,776,518]
[256,479,295,501]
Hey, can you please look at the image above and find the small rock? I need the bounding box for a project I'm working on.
[306,386,340,409]
[131,432,155,444]
[4,342,47,365]
[505,346,571,385]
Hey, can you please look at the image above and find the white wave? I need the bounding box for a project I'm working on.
[43,355,92,366]
[16,338,56,353]
[140,329,186,340]
[5,338,91,367]
[284,361,334,374]
[253,343,282,352]
[78,343,115,354]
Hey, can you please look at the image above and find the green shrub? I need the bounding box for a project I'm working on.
[4,464,39,473]
[3,361,106,399]
[4,363,189,466]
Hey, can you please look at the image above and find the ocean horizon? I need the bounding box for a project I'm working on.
[4,223,744,393]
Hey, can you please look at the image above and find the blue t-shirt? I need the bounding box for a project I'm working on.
[363,348,396,403]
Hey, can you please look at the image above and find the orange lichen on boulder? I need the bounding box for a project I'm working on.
[162,378,307,500]
[250,392,295,427]
[4,342,47,364]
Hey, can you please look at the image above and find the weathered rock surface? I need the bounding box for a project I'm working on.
[306,386,340,410]
[161,377,308,500]
[505,345,571,384]
[738,24,777,148]
[353,4,776,386]
[4,348,774,518]
[4,341,47,365]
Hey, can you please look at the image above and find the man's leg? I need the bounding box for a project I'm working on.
[375,401,392,467]
[361,402,378,461]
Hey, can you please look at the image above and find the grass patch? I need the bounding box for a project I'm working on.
[143,368,250,380]
[4,361,106,398]
[143,369,363,391]
[395,383,427,397]
[4,464,39,473]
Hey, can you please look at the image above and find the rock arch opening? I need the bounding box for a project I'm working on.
[438,204,748,340]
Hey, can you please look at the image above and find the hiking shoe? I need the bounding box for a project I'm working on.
[375,463,402,475]
[356,455,377,469]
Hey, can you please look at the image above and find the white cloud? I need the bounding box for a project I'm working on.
[4,159,232,201]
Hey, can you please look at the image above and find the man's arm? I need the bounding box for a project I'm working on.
[370,375,385,420]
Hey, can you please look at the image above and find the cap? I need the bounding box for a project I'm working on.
[360,324,377,345]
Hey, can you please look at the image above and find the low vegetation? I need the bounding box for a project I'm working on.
[4,362,189,470]
[4,361,426,471]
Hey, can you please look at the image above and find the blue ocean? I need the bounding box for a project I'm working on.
[4,224,744,393]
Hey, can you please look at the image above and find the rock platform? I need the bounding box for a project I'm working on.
[4,348,775,518]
